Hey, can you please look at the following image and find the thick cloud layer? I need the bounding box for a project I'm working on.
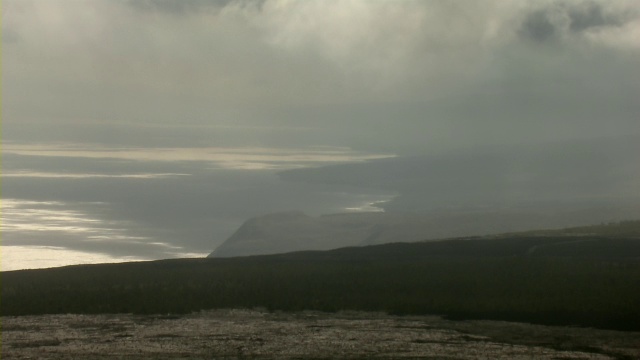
[4,0,639,153]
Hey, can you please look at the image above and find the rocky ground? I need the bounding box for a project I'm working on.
[2,309,639,359]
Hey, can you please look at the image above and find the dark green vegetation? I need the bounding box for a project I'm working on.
[3,222,640,331]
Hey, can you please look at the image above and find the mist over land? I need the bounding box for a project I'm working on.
[3,0,640,267]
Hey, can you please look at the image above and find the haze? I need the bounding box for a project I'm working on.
[2,0,640,270]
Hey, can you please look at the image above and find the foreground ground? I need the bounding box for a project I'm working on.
[3,309,639,359]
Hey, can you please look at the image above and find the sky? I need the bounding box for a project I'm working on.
[4,0,639,152]
[2,0,640,269]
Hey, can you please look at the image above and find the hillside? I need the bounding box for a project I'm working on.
[4,230,640,331]
[490,219,640,238]
[210,206,640,257]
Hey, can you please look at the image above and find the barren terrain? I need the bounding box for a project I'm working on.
[3,309,639,359]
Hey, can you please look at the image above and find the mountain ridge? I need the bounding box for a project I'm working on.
[209,205,640,258]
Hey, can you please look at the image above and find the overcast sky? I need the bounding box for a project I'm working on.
[3,0,640,269]
[4,0,640,154]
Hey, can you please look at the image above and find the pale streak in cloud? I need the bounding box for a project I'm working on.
[3,144,394,170]
[1,171,191,179]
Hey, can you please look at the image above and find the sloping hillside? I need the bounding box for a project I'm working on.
[210,205,640,257]
[4,231,640,330]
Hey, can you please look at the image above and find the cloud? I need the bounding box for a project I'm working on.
[125,0,237,14]
[2,143,392,170]
[3,0,640,154]
[567,2,622,32]
[2,27,20,43]
[1,171,191,179]
[519,9,559,42]
[4,1,639,265]
[517,1,640,44]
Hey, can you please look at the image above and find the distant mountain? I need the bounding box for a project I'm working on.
[208,206,640,258]
[210,211,391,257]
[209,135,640,258]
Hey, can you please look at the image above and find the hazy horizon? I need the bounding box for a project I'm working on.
[3,0,640,270]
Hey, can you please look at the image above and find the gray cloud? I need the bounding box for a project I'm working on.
[519,9,558,43]
[2,27,20,43]
[1,0,637,159]
[124,0,264,15]
[125,0,226,14]
[567,1,631,32]
[518,1,638,44]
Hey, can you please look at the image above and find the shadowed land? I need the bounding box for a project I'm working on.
[3,222,640,332]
